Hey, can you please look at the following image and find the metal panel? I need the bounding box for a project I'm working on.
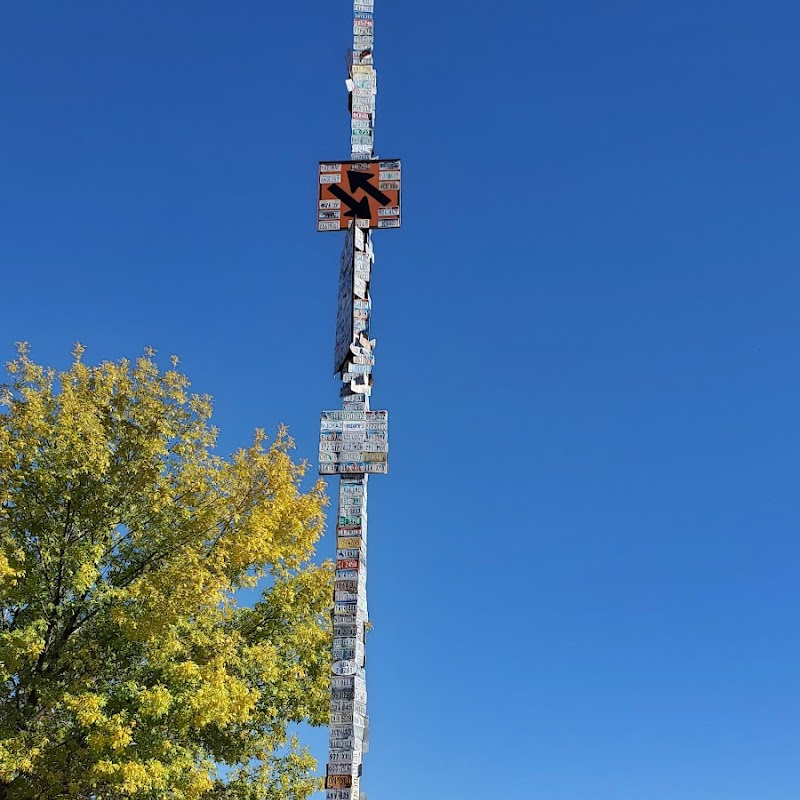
[333,226,356,373]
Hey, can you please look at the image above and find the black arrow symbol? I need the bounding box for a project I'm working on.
[329,184,373,218]
[348,170,392,206]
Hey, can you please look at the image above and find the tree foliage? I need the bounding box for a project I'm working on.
[0,346,331,799]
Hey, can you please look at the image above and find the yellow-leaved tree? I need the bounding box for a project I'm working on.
[0,345,331,799]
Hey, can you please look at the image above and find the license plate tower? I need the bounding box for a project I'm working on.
[316,3,402,800]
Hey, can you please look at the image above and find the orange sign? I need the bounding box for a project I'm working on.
[318,160,401,232]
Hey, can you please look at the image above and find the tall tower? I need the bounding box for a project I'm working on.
[316,2,401,800]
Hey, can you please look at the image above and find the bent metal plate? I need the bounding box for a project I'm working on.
[318,160,401,231]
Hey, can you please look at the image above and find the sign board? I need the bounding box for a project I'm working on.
[320,410,389,474]
[318,161,402,232]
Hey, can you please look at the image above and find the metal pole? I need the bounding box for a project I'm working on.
[316,2,401,799]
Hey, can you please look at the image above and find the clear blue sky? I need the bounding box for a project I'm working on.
[2,1,800,797]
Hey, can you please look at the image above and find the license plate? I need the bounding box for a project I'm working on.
[330,724,364,739]
[328,751,360,763]
[325,776,353,789]
[333,613,365,626]
[332,649,359,662]
[341,444,364,453]
[337,505,364,516]
[330,698,366,713]
[328,737,360,751]
[336,551,363,564]
[326,789,359,800]
[337,537,363,549]
[331,689,367,703]
[330,712,367,727]
[327,763,359,776]
[330,700,366,716]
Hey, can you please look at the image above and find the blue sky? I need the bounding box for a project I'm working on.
[2,1,800,797]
